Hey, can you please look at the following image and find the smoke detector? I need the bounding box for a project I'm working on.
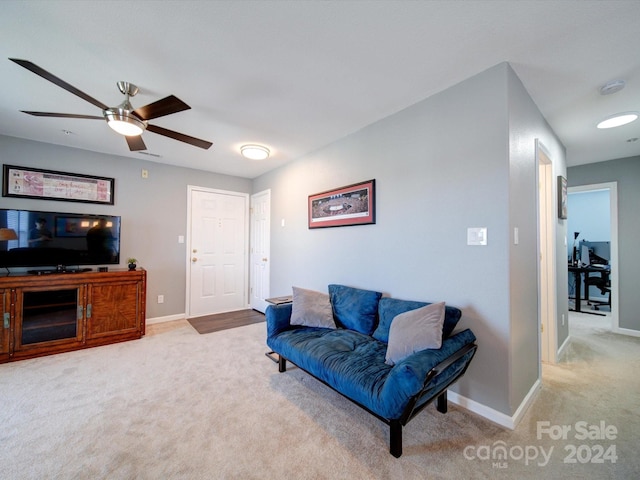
[599,80,625,95]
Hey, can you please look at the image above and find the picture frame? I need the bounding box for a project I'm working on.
[557,175,567,219]
[308,179,375,229]
[2,164,115,205]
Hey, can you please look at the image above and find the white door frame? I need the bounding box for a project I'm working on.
[185,185,250,318]
[567,182,619,332]
[536,140,558,365]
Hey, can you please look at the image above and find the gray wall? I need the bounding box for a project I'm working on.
[568,156,640,331]
[568,190,611,257]
[0,135,252,319]
[254,63,566,417]
[506,68,569,407]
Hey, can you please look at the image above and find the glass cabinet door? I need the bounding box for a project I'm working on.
[20,288,81,346]
[1,290,9,355]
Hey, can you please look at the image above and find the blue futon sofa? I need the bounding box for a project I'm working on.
[266,284,477,457]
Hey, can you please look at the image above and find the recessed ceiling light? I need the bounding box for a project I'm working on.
[599,80,625,95]
[596,112,639,129]
[240,144,270,160]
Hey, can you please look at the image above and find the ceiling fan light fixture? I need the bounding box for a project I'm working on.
[596,112,639,129]
[104,109,146,136]
[241,144,270,160]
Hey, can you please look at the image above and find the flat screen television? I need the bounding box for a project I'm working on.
[0,208,121,271]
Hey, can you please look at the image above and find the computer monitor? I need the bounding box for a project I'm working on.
[581,244,590,266]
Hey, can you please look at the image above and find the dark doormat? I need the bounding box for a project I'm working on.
[187,309,265,334]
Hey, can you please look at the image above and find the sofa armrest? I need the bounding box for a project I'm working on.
[266,303,294,338]
[378,329,476,419]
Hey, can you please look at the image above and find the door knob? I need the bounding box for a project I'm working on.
[192,257,198,263]
[192,249,198,253]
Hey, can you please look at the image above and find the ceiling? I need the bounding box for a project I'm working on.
[1,1,639,179]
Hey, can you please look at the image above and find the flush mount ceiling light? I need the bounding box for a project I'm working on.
[596,112,639,129]
[241,144,270,160]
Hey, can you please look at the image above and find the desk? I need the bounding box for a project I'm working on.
[568,265,609,316]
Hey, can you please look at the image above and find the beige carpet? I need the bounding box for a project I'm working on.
[0,313,637,479]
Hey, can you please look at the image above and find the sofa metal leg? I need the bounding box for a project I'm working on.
[278,355,287,373]
[390,420,403,458]
[437,391,447,414]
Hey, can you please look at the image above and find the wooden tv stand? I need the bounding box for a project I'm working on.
[0,268,146,363]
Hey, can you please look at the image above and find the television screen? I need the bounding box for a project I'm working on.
[0,208,121,269]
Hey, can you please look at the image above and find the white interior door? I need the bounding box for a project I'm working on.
[187,186,248,317]
[250,190,270,313]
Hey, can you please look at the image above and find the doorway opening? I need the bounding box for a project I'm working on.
[537,140,557,365]
[567,183,619,332]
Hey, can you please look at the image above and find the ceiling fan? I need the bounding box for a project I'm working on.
[9,58,213,151]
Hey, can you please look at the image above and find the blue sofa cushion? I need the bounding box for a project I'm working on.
[266,326,476,420]
[373,297,462,343]
[328,284,382,335]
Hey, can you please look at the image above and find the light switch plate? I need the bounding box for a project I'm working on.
[467,227,487,246]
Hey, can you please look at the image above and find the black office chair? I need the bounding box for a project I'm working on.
[585,270,611,311]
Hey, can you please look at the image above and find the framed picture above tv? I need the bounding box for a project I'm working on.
[2,164,115,205]
[308,179,376,229]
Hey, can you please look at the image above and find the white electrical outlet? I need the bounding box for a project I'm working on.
[157,295,164,304]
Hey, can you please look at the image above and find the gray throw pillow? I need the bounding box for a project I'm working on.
[290,287,336,329]
[385,302,445,365]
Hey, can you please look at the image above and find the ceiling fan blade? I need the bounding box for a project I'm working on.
[21,111,104,120]
[9,58,109,111]
[125,135,147,151]
[146,124,212,150]
[133,95,190,121]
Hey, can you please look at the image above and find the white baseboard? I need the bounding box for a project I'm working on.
[448,379,541,430]
[613,326,640,338]
[557,334,571,359]
[146,313,185,325]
